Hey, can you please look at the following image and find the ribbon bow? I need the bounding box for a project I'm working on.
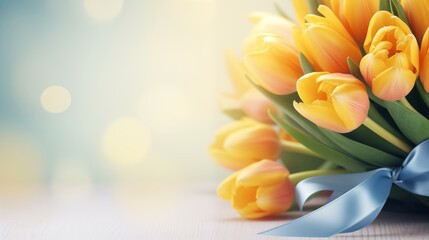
[261,139,429,237]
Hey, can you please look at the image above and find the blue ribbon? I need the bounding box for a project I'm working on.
[260,139,429,237]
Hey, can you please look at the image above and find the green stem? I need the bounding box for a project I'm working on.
[398,97,418,113]
[318,161,338,170]
[363,117,412,153]
[281,140,320,158]
[289,169,349,185]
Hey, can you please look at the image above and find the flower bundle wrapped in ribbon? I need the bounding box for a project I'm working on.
[210,0,429,237]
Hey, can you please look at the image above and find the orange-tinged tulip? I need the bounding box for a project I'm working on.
[330,0,378,44]
[401,0,429,44]
[209,118,280,170]
[248,12,295,45]
[293,72,369,133]
[217,160,294,219]
[225,50,252,97]
[292,5,362,73]
[420,29,429,92]
[239,89,277,124]
[360,11,419,101]
[220,51,276,124]
[244,34,303,95]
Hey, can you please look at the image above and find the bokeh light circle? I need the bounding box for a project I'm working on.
[40,85,71,113]
[102,117,151,165]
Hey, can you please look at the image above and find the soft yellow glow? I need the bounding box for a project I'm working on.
[139,85,191,131]
[84,0,124,22]
[0,129,42,198]
[51,160,92,203]
[40,85,71,113]
[102,117,151,165]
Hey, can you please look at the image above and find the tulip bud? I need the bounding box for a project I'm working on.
[209,118,280,170]
[360,11,419,101]
[244,34,303,95]
[221,51,276,123]
[239,89,277,124]
[293,72,369,133]
[217,160,294,219]
[292,5,362,73]
[225,50,252,97]
[330,0,378,44]
[248,12,295,45]
[401,0,429,44]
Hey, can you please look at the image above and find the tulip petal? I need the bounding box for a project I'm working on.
[223,125,280,160]
[236,160,289,186]
[217,171,239,200]
[360,53,388,86]
[213,118,255,146]
[249,12,295,45]
[372,66,416,100]
[257,181,294,212]
[296,72,327,103]
[342,0,378,44]
[244,51,299,95]
[237,202,268,219]
[331,84,370,130]
[209,149,255,170]
[232,185,258,209]
[239,89,276,124]
[302,25,361,73]
[225,50,251,96]
[294,101,349,133]
[402,0,429,43]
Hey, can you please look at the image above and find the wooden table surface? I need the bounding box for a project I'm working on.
[0,183,428,240]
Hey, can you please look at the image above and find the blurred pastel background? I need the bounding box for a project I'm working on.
[0,0,293,200]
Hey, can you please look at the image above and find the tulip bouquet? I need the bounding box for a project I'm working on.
[210,0,429,237]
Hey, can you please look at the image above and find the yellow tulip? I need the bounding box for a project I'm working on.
[330,0,378,44]
[244,34,303,95]
[292,5,362,73]
[420,29,429,92]
[225,50,252,97]
[401,0,429,44]
[239,89,277,124]
[293,72,370,133]
[291,0,332,24]
[360,11,419,101]
[209,118,280,170]
[217,160,294,219]
[219,51,276,124]
[248,12,295,45]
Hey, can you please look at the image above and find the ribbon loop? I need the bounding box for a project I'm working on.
[261,139,429,237]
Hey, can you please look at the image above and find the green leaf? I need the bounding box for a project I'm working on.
[347,57,363,79]
[345,125,407,158]
[367,104,408,143]
[306,0,321,15]
[379,0,390,11]
[299,53,314,74]
[248,79,340,148]
[416,80,429,111]
[274,3,292,20]
[319,128,403,167]
[390,0,409,25]
[221,108,245,120]
[271,112,369,172]
[280,151,326,174]
[385,101,429,145]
